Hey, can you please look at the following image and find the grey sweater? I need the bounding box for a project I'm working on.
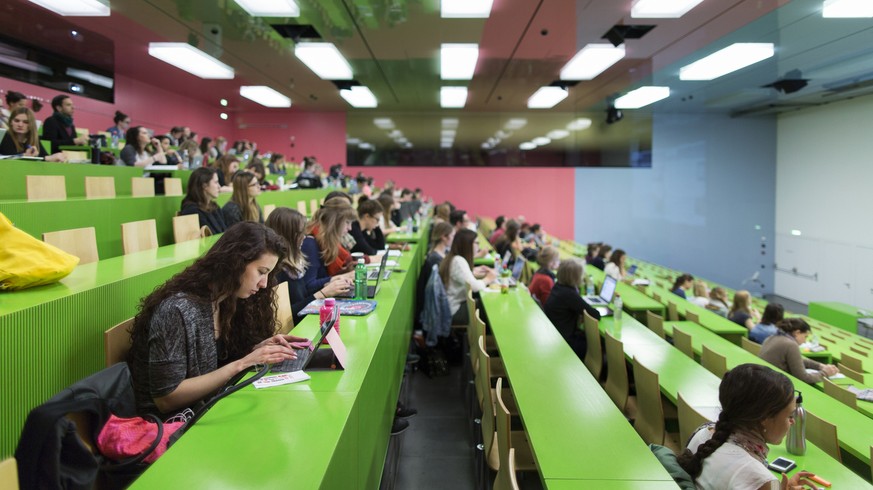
[759,332,824,384]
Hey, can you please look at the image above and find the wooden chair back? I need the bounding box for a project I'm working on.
[84,176,115,199]
[652,292,661,303]
[173,214,202,243]
[494,378,514,490]
[478,336,497,466]
[164,177,184,196]
[823,378,857,409]
[837,363,865,383]
[26,175,66,201]
[273,282,294,334]
[806,411,841,462]
[61,150,88,162]
[840,352,864,373]
[0,457,18,490]
[264,204,276,219]
[583,311,603,380]
[131,177,155,197]
[646,311,665,339]
[685,311,699,324]
[603,331,629,411]
[673,327,694,358]
[632,357,665,445]
[42,227,99,264]
[104,318,133,367]
[296,200,307,216]
[310,198,319,215]
[741,336,761,355]
[121,219,158,254]
[677,392,711,447]
[506,448,519,490]
[701,344,727,377]
[667,302,679,322]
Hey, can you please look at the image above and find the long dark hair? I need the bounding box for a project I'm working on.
[265,207,309,276]
[182,167,218,211]
[439,228,476,286]
[672,273,694,291]
[129,222,289,362]
[125,126,147,153]
[677,364,794,478]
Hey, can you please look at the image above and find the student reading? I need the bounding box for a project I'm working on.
[128,223,308,417]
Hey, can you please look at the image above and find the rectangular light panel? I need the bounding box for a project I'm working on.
[560,44,625,80]
[631,0,704,18]
[822,0,873,17]
[440,87,468,108]
[614,86,671,109]
[234,0,300,17]
[295,42,353,80]
[240,86,291,107]
[527,87,568,109]
[340,86,377,108]
[441,0,493,18]
[441,44,479,80]
[29,0,109,16]
[680,43,775,81]
[148,43,234,79]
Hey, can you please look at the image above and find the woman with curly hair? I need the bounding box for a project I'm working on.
[128,222,307,417]
[679,364,815,489]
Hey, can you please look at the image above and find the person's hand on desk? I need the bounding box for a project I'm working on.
[332,271,355,283]
[473,265,491,279]
[820,364,839,377]
[319,279,351,298]
[778,471,817,490]
[254,334,311,352]
[45,152,67,163]
[73,135,88,145]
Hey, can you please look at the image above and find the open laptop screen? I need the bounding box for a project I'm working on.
[599,275,617,303]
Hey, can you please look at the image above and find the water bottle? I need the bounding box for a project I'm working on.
[111,133,119,150]
[319,297,340,344]
[354,259,367,300]
[494,258,503,276]
[406,217,413,234]
[786,393,806,455]
[614,293,623,324]
[277,176,285,189]
[586,277,595,297]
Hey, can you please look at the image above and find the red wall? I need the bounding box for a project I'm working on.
[234,111,346,167]
[0,74,234,139]
[362,166,576,239]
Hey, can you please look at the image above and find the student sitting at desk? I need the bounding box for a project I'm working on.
[590,244,611,270]
[0,107,66,161]
[584,242,600,264]
[493,219,521,266]
[689,280,711,308]
[728,290,760,330]
[222,171,263,227]
[708,287,730,317]
[671,273,694,299]
[433,203,451,225]
[604,249,628,281]
[128,222,308,417]
[440,229,496,325]
[267,207,351,326]
[679,363,817,490]
[749,303,785,344]
[528,246,559,306]
[120,126,167,167]
[301,198,357,292]
[376,193,401,238]
[106,110,130,140]
[418,222,455,312]
[543,259,601,359]
[179,167,227,234]
[349,197,385,257]
[215,155,239,193]
[488,215,506,245]
[759,318,839,384]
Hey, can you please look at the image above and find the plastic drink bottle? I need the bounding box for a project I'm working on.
[614,293,623,324]
[354,259,367,300]
[319,297,340,343]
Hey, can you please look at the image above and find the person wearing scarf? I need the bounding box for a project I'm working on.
[41,94,87,154]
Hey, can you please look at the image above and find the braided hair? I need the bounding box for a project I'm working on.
[678,363,794,478]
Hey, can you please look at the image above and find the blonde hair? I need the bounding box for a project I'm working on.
[230,171,261,222]
[7,107,39,152]
[305,197,357,265]
[555,259,584,289]
[692,280,708,298]
[536,246,559,268]
[729,290,752,317]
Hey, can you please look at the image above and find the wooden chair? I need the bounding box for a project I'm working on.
[685,311,699,325]
[273,282,294,334]
[84,176,115,199]
[633,357,671,447]
[310,198,318,215]
[104,318,133,367]
[296,200,307,216]
[506,448,519,490]
[823,378,857,409]
[837,363,865,383]
[652,292,661,303]
[701,344,727,377]
[604,331,635,417]
[840,352,864,373]
[121,219,158,254]
[164,177,184,196]
[806,411,841,462]
[42,227,99,264]
[173,214,202,243]
[667,301,679,322]
[677,392,711,447]
[264,204,276,219]
[583,311,604,380]
[26,175,66,201]
[673,327,694,359]
[61,149,88,162]
[131,177,155,197]
[0,457,18,490]
[493,378,536,490]
[741,336,761,356]
[646,311,666,340]
[475,336,515,414]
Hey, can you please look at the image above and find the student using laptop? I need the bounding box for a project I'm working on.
[440,229,496,325]
[493,219,521,267]
[603,249,628,281]
[0,107,66,161]
[301,198,357,292]
[349,197,385,257]
[543,259,601,359]
[128,223,309,417]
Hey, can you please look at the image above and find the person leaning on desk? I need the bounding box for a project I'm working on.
[127,223,309,417]
[543,259,601,359]
[0,107,66,162]
[758,318,839,384]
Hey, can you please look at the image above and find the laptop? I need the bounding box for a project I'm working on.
[584,275,617,305]
[271,314,337,373]
[505,256,527,287]
[627,264,637,275]
[337,254,385,299]
[367,253,391,280]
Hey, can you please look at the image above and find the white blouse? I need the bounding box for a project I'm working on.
[604,262,624,281]
[445,256,486,315]
[687,427,777,490]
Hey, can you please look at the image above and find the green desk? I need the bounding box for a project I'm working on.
[0,236,219,458]
[809,302,866,334]
[1,159,143,200]
[586,266,666,322]
[644,283,748,345]
[479,289,676,485]
[133,242,422,488]
[386,221,428,244]
[545,481,679,489]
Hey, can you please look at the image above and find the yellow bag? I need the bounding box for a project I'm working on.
[0,212,79,290]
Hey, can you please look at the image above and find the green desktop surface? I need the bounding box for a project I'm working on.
[809,301,866,333]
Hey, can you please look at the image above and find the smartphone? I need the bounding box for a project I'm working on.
[767,457,796,473]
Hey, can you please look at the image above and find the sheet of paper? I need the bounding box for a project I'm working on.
[253,371,311,389]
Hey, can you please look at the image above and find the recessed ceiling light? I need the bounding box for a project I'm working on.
[527,87,568,109]
[29,0,110,16]
[440,87,468,108]
[679,43,775,81]
[547,129,570,139]
[148,43,235,79]
[220,113,228,120]
[505,118,527,130]
[220,98,228,106]
[560,44,626,80]
[614,86,671,109]
[441,44,479,80]
[631,0,704,18]
[295,42,353,80]
[339,86,378,108]
[233,0,300,17]
[567,118,592,131]
[441,129,457,138]
[519,142,536,150]
[822,0,873,17]
[532,136,551,146]
[442,118,459,128]
[441,0,493,18]
[373,118,394,129]
[790,229,802,236]
[240,86,292,107]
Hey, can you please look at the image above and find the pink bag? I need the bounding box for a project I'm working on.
[97,414,185,464]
